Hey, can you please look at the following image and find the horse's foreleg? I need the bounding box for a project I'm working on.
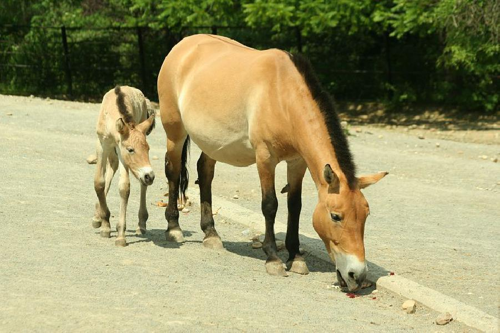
[197,153,223,249]
[115,162,130,247]
[137,183,148,235]
[164,137,186,243]
[94,140,111,237]
[285,158,309,275]
[255,147,285,276]
[93,145,118,228]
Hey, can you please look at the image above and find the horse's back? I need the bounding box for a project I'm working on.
[158,35,296,166]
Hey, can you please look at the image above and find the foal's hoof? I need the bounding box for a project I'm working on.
[92,217,102,229]
[287,259,310,275]
[203,236,224,250]
[265,261,288,277]
[115,238,127,247]
[136,227,146,235]
[165,229,185,243]
[100,230,111,238]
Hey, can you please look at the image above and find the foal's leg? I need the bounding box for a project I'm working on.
[197,152,223,249]
[136,183,148,235]
[94,140,112,238]
[93,147,118,228]
[164,136,187,242]
[115,162,130,247]
[285,158,309,275]
[255,147,286,276]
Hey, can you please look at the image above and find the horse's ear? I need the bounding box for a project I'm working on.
[116,118,128,136]
[358,172,388,189]
[324,164,340,193]
[136,115,155,135]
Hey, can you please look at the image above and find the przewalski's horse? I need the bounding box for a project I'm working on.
[158,35,387,291]
[93,86,156,247]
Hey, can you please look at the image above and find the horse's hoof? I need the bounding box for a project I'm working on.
[136,227,146,235]
[165,229,185,243]
[92,217,102,229]
[287,259,310,275]
[115,238,127,247]
[203,236,224,250]
[100,230,111,238]
[265,261,288,277]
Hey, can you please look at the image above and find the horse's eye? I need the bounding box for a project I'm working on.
[331,213,341,222]
[126,147,135,154]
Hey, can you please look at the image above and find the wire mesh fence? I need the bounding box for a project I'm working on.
[0,24,434,102]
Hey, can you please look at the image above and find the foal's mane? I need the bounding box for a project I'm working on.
[288,53,357,189]
[115,86,134,124]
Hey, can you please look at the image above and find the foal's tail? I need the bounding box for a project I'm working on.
[179,135,190,202]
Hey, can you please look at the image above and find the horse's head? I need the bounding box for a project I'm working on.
[313,164,387,292]
[115,116,156,186]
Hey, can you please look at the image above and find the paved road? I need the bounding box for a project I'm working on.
[0,95,496,331]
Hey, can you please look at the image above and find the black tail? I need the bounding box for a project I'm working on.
[179,136,190,201]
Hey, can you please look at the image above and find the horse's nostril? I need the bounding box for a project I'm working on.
[144,174,150,181]
[348,271,355,279]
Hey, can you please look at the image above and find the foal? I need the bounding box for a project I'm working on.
[92,86,156,246]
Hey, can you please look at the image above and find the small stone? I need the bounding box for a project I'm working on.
[233,194,239,199]
[340,121,348,129]
[435,312,453,325]
[371,289,378,294]
[251,242,262,249]
[152,155,159,160]
[378,135,384,139]
[418,135,425,140]
[491,157,498,163]
[251,234,261,242]
[435,142,440,148]
[241,229,250,237]
[355,128,362,133]
[402,300,416,314]
[6,113,13,116]
[86,154,97,164]
[276,240,285,251]
[181,207,190,213]
[479,155,488,160]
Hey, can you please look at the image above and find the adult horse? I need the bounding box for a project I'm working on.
[158,35,387,291]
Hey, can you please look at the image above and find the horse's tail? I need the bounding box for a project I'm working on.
[179,135,190,202]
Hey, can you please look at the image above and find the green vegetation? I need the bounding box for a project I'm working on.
[1,0,498,111]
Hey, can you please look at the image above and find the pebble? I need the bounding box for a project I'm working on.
[251,241,262,249]
[435,312,453,325]
[378,135,384,139]
[233,194,239,199]
[492,157,498,163]
[276,240,285,251]
[355,128,362,133]
[435,142,440,148]
[241,229,250,237]
[402,299,416,314]
[181,207,190,213]
[152,155,159,160]
[371,289,378,294]
[418,135,425,140]
[6,113,13,116]
[479,155,488,160]
[86,154,97,164]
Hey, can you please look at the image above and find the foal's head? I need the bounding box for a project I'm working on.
[115,116,156,186]
[313,164,387,292]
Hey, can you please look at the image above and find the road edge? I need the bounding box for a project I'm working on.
[190,192,499,333]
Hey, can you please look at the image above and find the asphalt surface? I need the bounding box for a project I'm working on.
[0,94,496,331]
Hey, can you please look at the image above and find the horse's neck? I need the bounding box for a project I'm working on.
[290,99,348,189]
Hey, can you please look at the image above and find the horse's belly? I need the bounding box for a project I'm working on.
[186,125,256,167]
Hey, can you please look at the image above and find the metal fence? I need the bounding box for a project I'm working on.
[0,24,432,102]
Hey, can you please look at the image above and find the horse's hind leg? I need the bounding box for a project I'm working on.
[93,147,118,228]
[164,136,187,243]
[93,139,112,238]
[255,146,286,276]
[197,152,223,249]
[285,158,309,275]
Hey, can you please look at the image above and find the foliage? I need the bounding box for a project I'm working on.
[0,0,498,111]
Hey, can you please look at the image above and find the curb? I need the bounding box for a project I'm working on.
[190,192,499,332]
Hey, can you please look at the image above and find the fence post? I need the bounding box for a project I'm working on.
[60,26,73,98]
[137,27,147,91]
[384,32,393,100]
[211,26,218,35]
[295,27,303,53]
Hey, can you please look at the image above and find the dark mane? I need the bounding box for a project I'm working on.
[115,86,134,124]
[288,53,357,189]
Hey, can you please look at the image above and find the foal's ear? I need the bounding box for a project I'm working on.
[116,118,128,135]
[136,115,155,135]
[324,164,340,193]
[358,172,388,189]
